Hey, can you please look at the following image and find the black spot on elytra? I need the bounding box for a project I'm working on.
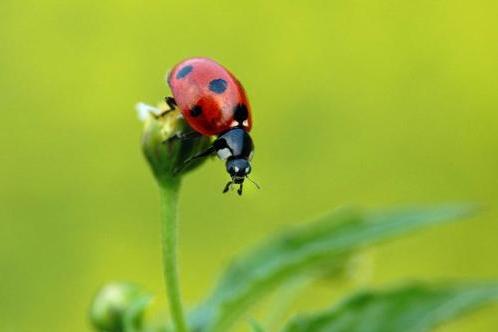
[209,79,227,94]
[176,65,193,79]
[233,104,248,122]
[190,105,202,117]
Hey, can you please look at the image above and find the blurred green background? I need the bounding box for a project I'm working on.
[1,0,498,331]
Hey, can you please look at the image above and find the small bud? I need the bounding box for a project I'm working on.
[137,102,212,187]
[89,282,151,332]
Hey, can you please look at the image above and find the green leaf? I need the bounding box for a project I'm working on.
[282,283,498,332]
[189,204,475,332]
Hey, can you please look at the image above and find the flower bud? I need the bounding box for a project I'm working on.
[89,282,151,332]
[137,102,212,187]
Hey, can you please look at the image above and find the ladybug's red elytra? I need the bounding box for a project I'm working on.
[165,57,258,195]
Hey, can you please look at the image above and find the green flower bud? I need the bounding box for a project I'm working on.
[89,282,151,332]
[137,102,212,187]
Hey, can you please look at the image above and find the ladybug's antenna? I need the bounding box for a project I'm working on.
[246,176,261,189]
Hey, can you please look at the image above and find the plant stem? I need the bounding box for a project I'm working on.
[159,180,188,332]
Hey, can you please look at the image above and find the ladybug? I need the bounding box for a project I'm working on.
[165,57,258,195]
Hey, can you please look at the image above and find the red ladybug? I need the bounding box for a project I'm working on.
[165,57,257,195]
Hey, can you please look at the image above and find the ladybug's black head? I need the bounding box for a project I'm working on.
[223,157,256,195]
[226,158,251,183]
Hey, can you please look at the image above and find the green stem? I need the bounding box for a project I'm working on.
[159,180,188,332]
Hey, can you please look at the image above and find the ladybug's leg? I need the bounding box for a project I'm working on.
[159,97,177,116]
[163,131,201,144]
[237,183,243,196]
[183,145,216,164]
[166,97,177,109]
[222,181,233,193]
[178,137,224,172]
[172,144,216,176]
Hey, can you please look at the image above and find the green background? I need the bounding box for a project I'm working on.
[1,1,497,331]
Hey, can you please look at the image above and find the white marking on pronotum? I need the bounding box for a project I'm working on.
[243,120,249,127]
[234,166,240,172]
[217,148,232,160]
[230,120,238,127]
[245,167,250,173]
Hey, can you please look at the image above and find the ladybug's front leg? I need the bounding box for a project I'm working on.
[172,144,216,175]
[222,181,232,193]
[237,183,243,196]
[183,145,216,164]
[163,130,202,144]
